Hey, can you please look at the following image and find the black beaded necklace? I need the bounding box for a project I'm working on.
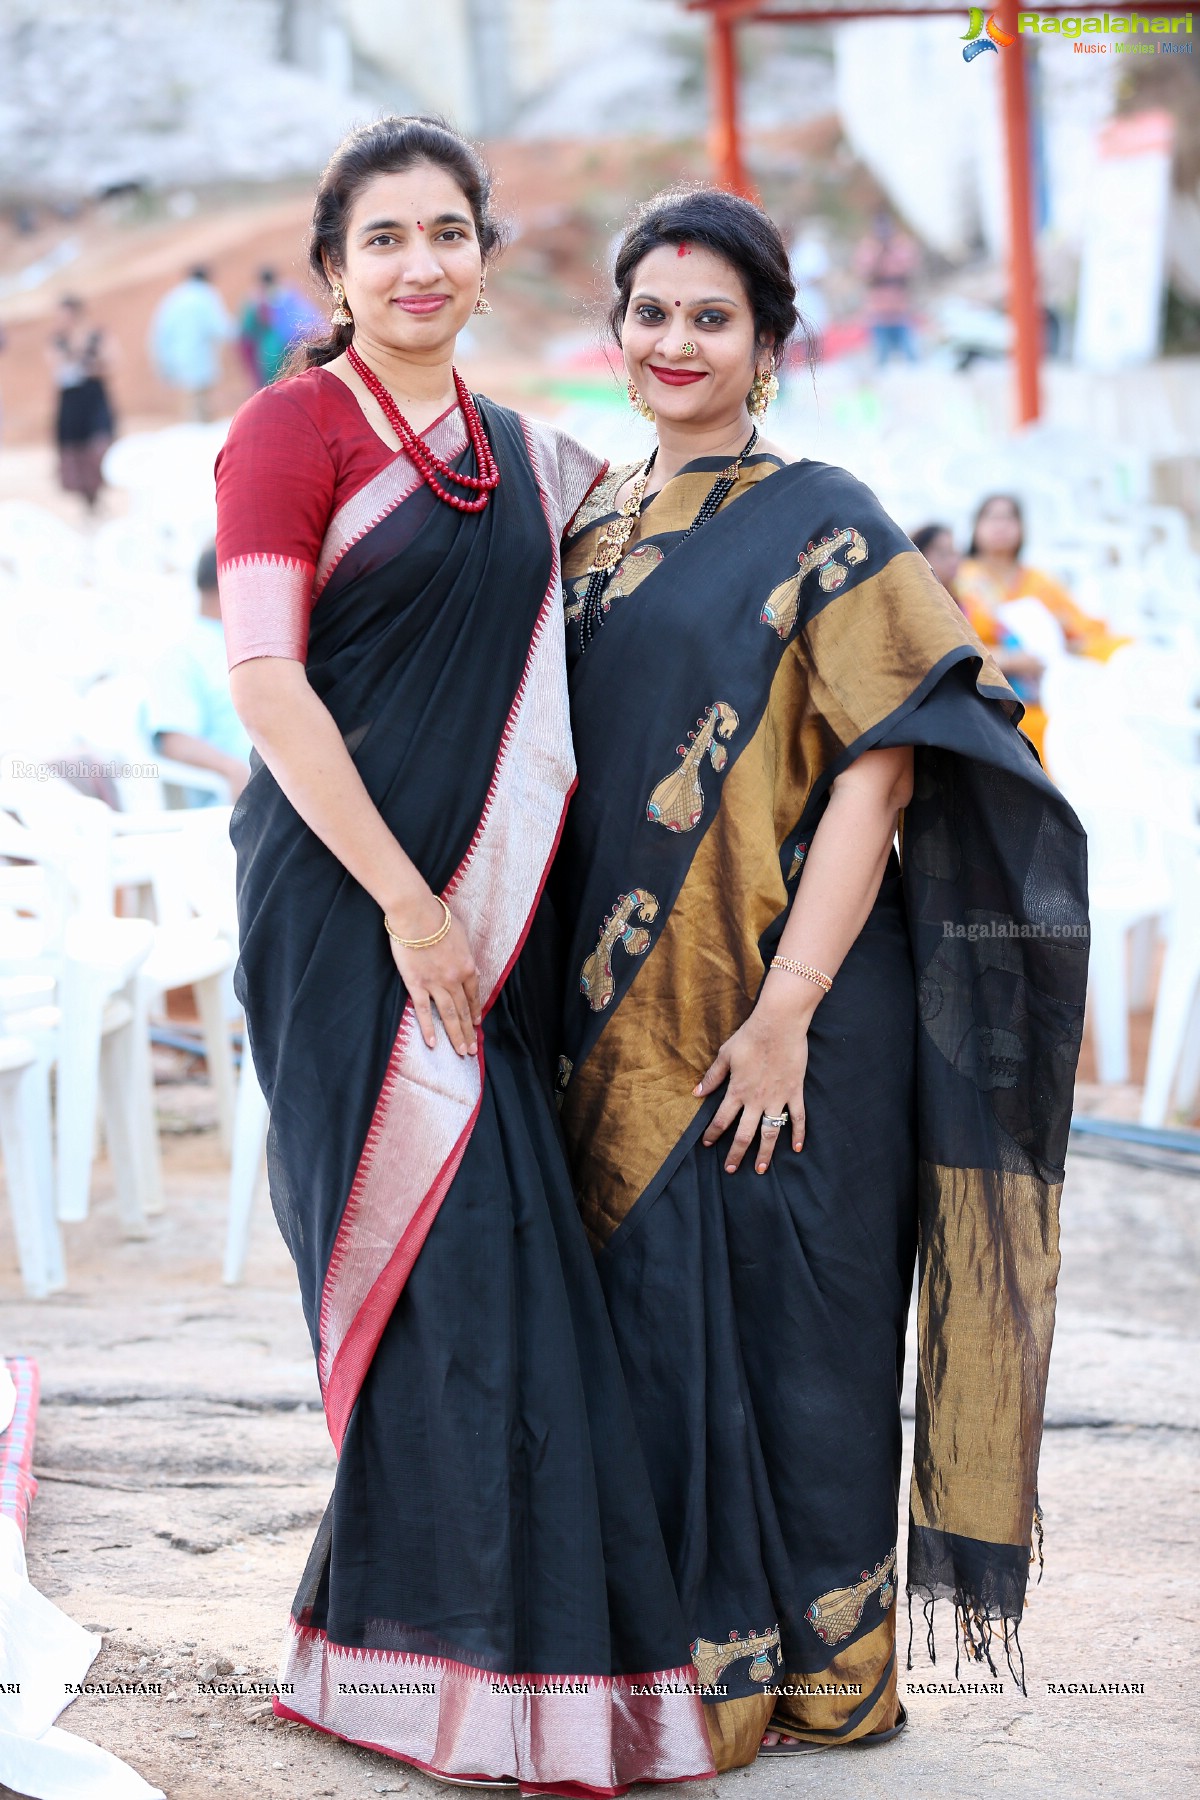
[577,426,759,651]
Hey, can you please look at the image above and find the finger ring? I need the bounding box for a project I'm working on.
[762,1111,789,1131]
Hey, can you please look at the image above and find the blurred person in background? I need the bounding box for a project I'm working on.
[237,266,322,388]
[149,265,234,419]
[215,115,715,1792]
[956,493,1128,758]
[142,543,252,801]
[854,210,919,366]
[912,522,1046,745]
[909,521,961,595]
[555,188,1088,1770]
[48,294,115,510]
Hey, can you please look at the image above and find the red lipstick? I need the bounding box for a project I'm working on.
[648,365,708,386]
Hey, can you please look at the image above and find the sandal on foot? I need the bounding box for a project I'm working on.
[760,1702,908,1756]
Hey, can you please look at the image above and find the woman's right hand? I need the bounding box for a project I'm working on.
[386,900,482,1057]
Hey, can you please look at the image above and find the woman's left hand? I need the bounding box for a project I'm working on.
[694,991,811,1174]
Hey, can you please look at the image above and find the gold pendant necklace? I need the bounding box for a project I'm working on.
[585,452,657,576]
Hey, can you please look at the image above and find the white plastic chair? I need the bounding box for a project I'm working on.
[1042,682,1172,1086]
[1139,762,1200,1127]
[56,915,158,1229]
[0,1032,63,1297]
[6,785,239,1185]
[222,1052,270,1285]
[0,805,160,1235]
[74,672,232,814]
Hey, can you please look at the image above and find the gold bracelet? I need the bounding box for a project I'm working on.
[771,955,832,993]
[384,896,453,950]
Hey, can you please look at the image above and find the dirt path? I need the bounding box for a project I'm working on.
[1,1110,1197,1800]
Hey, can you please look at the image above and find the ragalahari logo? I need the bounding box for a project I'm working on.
[962,9,1016,58]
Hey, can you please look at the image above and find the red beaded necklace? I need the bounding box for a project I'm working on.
[346,343,500,514]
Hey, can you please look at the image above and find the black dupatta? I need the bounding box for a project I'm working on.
[556,457,1089,1673]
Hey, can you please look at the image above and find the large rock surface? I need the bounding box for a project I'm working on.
[0,0,362,198]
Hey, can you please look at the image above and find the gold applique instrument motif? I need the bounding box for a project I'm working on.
[805,1548,897,1646]
[646,700,740,833]
[761,528,869,639]
[690,1625,782,1689]
[580,889,659,1012]
[564,542,664,624]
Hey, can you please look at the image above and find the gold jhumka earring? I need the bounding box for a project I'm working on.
[331,282,352,327]
[627,379,655,421]
[747,366,779,418]
[473,278,493,317]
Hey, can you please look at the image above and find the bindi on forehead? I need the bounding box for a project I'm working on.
[677,242,691,257]
[417,221,424,231]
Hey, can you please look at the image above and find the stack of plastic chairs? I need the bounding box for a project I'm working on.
[0,771,242,1290]
[0,801,156,1290]
[1043,645,1200,1110]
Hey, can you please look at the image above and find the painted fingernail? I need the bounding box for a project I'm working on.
[756,1162,766,1174]
[725,1162,736,1174]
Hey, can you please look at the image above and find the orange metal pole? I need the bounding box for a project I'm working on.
[709,8,754,200]
[998,0,1041,425]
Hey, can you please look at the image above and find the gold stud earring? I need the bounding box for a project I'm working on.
[748,366,779,418]
[473,278,493,317]
[627,379,655,422]
[330,281,352,328]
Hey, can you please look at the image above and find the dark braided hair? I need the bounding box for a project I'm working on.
[295,115,505,371]
[609,187,811,370]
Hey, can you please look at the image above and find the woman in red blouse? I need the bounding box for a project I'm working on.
[216,116,714,1793]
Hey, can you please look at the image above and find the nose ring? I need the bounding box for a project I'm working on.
[680,341,696,357]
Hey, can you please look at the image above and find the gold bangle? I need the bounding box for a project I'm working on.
[384,896,453,949]
[771,956,832,993]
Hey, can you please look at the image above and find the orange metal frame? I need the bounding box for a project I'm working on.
[686,0,1047,421]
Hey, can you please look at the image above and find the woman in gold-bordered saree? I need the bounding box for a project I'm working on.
[552,447,1088,1769]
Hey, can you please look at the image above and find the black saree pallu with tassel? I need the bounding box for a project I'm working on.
[224,398,718,1795]
[553,451,1090,1767]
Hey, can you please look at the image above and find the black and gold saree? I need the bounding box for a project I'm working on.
[554,451,1088,1767]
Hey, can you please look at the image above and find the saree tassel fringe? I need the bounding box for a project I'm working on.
[905,1585,1032,1696]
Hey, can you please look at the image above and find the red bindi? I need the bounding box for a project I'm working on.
[417,221,424,231]
[674,300,681,307]
[677,242,691,257]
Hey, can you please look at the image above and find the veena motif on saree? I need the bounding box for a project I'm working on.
[565,542,664,625]
[580,888,660,1012]
[690,1625,782,1690]
[646,700,740,833]
[805,1547,897,1646]
[761,527,869,639]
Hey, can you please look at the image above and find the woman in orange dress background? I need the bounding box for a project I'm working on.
[955,493,1127,760]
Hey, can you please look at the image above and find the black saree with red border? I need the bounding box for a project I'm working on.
[224,399,716,1793]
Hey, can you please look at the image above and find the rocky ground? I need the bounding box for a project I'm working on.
[0,1070,1196,1800]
